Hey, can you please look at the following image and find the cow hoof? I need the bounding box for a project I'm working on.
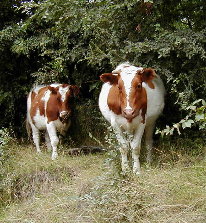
[52,153,58,160]
[133,169,141,175]
[121,166,131,175]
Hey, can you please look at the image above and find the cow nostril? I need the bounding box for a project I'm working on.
[123,109,134,117]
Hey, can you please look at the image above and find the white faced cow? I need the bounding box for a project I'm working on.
[99,63,165,174]
[27,84,79,160]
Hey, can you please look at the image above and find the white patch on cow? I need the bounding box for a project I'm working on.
[33,109,46,130]
[50,83,60,88]
[43,90,51,102]
[118,64,143,110]
[33,85,44,94]
[142,82,146,88]
[99,82,113,123]
[59,86,69,102]
[50,83,69,102]
[42,89,51,111]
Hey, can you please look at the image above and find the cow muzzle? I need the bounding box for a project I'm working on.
[122,109,139,122]
[59,111,71,122]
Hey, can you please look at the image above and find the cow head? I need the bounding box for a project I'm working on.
[100,67,156,123]
[48,84,79,122]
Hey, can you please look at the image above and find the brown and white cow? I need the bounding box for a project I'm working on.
[27,83,79,159]
[99,63,165,174]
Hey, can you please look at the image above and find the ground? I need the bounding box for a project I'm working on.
[0,140,206,223]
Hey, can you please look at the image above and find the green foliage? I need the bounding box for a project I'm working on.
[0,0,205,137]
[0,128,14,164]
[157,99,206,136]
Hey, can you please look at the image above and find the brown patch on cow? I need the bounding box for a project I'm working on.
[107,78,127,115]
[141,106,147,124]
[100,73,119,85]
[138,68,156,89]
[30,87,48,124]
[62,84,69,88]
[107,85,121,115]
[129,75,147,123]
[48,86,59,94]
[31,91,36,102]
[46,91,60,123]
[46,85,75,123]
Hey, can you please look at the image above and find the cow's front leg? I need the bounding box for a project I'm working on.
[131,147,141,175]
[145,121,156,164]
[131,124,145,175]
[119,147,129,173]
[46,122,59,160]
[114,128,130,173]
[45,130,52,151]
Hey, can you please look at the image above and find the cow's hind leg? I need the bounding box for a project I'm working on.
[31,124,41,153]
[46,122,59,160]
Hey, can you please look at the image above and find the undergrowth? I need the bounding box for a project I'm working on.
[0,136,205,223]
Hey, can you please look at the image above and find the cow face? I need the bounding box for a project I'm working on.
[100,67,156,123]
[48,84,79,122]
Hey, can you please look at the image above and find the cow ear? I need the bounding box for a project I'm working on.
[69,85,80,97]
[48,86,58,94]
[138,68,156,89]
[100,73,119,85]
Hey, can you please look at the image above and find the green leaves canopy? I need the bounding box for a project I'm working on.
[0,0,205,135]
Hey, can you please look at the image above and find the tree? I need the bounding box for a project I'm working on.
[0,0,205,138]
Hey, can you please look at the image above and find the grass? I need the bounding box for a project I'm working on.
[0,138,206,223]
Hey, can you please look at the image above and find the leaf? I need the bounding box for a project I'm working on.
[173,123,181,135]
[186,105,196,111]
[89,82,100,92]
[182,119,194,129]
[195,113,205,121]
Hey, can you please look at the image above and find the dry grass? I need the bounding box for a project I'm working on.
[0,139,206,223]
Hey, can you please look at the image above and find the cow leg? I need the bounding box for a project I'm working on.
[31,124,41,153]
[131,124,145,175]
[114,128,130,172]
[145,122,155,164]
[45,130,52,151]
[46,122,59,160]
[119,147,129,172]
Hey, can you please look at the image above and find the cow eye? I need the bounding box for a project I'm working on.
[137,83,142,89]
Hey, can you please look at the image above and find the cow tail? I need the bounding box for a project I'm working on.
[26,91,32,141]
[26,116,32,141]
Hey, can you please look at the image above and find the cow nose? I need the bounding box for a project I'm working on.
[123,109,134,119]
[60,111,70,118]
